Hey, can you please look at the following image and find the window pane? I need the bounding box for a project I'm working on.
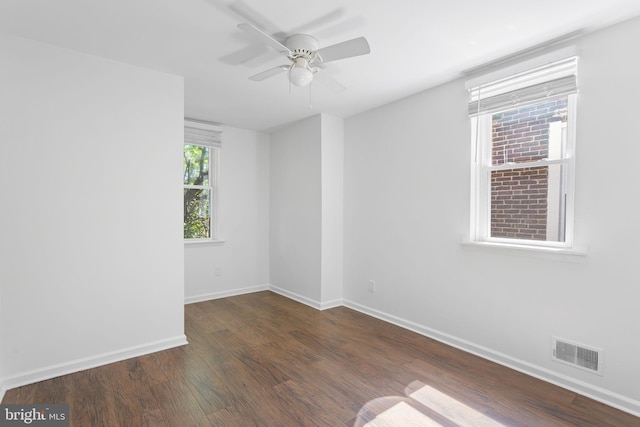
[490,164,566,242]
[492,98,567,165]
[183,145,210,185]
[184,188,211,239]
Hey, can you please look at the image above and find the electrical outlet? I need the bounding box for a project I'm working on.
[215,267,222,276]
[368,280,375,293]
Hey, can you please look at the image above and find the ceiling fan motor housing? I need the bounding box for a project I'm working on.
[286,34,319,60]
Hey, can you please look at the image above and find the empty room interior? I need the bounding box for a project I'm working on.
[2,0,640,425]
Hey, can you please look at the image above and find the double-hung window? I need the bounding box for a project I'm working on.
[468,52,578,249]
[183,120,222,242]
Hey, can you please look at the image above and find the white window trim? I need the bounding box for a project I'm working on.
[184,119,224,245]
[185,238,226,245]
[461,239,587,262]
[468,55,581,254]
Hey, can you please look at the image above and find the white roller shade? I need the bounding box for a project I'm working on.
[468,56,578,116]
[184,119,222,147]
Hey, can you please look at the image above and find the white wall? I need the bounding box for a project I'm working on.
[320,115,344,307]
[184,126,270,302]
[343,16,640,414]
[269,114,345,308]
[270,116,323,304]
[0,35,186,387]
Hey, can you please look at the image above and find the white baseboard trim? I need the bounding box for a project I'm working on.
[0,381,7,403]
[269,285,322,310]
[319,297,343,311]
[264,286,343,311]
[186,284,343,311]
[343,299,640,417]
[1,335,187,393]
[184,284,269,304]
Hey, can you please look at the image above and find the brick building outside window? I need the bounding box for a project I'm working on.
[468,53,578,249]
[490,99,568,241]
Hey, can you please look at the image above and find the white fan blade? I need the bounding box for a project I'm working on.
[289,9,345,34]
[230,1,281,36]
[313,69,346,93]
[313,16,365,40]
[315,36,370,63]
[238,23,291,55]
[249,65,289,81]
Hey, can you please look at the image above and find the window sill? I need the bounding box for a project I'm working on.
[184,239,226,246]
[461,240,587,262]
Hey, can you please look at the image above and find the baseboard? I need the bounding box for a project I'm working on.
[343,299,640,417]
[267,286,343,311]
[186,284,343,311]
[318,297,343,311]
[266,285,325,310]
[1,335,188,393]
[184,284,269,304]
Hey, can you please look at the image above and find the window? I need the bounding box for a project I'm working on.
[468,53,578,249]
[183,120,222,241]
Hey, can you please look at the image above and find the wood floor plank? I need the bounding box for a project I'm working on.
[269,379,353,426]
[32,375,74,405]
[123,409,168,427]
[2,290,639,426]
[568,395,639,427]
[177,357,229,415]
[104,358,164,425]
[70,367,120,427]
[149,378,211,427]
[1,384,37,405]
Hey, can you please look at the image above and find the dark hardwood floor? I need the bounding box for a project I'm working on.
[3,291,639,426]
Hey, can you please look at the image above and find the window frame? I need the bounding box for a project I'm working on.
[183,120,223,244]
[468,55,578,251]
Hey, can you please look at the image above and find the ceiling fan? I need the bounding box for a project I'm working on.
[238,22,371,92]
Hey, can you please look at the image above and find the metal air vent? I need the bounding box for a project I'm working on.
[552,336,603,375]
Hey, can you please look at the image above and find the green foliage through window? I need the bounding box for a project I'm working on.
[184,145,212,239]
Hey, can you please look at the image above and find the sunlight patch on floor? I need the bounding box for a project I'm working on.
[408,383,504,427]
[363,401,443,427]
[354,380,505,426]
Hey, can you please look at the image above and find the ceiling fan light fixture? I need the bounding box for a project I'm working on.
[238,22,371,92]
[289,58,313,87]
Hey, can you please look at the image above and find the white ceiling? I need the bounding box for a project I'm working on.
[2,0,640,131]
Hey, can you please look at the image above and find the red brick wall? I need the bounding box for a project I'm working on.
[490,99,566,240]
